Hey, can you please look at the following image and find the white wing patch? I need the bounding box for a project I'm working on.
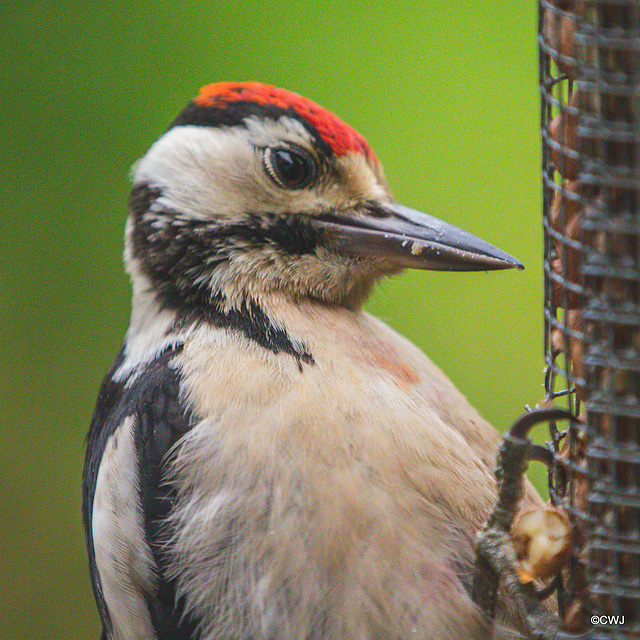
[92,416,157,640]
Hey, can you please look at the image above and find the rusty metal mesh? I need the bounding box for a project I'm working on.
[540,0,640,636]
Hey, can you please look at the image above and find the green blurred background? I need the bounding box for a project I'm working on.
[2,2,544,638]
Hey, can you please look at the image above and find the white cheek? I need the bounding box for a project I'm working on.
[130,119,390,223]
[133,126,261,219]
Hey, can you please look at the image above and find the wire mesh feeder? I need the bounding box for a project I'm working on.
[474,2,640,639]
[541,0,640,636]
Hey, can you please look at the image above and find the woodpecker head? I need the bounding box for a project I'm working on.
[126,82,522,313]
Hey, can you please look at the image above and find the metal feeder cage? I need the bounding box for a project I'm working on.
[540,0,640,636]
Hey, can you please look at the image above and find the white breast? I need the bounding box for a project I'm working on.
[159,303,502,640]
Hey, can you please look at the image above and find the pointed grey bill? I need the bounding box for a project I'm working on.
[315,202,524,272]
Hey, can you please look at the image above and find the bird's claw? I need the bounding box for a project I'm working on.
[472,407,574,640]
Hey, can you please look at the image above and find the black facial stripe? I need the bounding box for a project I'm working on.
[221,212,319,255]
[128,184,315,368]
[169,99,334,159]
[129,185,321,302]
[129,182,163,219]
[166,293,315,370]
[189,297,315,370]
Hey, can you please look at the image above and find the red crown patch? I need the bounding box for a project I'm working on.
[194,82,376,162]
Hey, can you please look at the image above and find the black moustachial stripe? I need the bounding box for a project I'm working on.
[196,297,315,370]
[83,345,200,640]
[129,183,315,368]
[169,99,334,160]
[129,183,319,267]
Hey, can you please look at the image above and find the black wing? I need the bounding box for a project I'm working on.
[82,345,200,640]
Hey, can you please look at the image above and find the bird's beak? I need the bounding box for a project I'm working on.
[316,202,523,271]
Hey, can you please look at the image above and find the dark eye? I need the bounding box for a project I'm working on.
[263,146,317,189]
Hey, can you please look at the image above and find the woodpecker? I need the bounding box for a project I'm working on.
[83,82,538,640]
